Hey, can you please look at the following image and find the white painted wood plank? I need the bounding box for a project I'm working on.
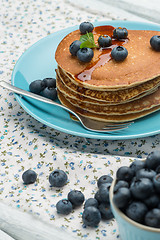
[0,202,77,240]
[66,0,160,23]
[100,0,160,23]
[0,230,15,240]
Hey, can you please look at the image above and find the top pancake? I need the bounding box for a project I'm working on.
[55,26,160,90]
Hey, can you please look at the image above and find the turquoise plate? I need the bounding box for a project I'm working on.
[11,20,160,140]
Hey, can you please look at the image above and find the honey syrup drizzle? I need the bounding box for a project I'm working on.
[75,25,128,82]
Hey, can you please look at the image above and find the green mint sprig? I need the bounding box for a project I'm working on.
[79,32,99,49]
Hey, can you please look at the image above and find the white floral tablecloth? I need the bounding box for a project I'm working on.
[1,0,160,239]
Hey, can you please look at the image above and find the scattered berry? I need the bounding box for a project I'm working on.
[84,198,99,209]
[68,190,85,207]
[113,27,128,39]
[97,175,113,188]
[111,46,128,61]
[82,206,101,227]
[98,183,111,203]
[56,199,73,215]
[22,169,37,184]
[79,22,94,34]
[150,35,160,51]
[49,169,68,187]
[94,190,103,204]
[98,203,114,220]
[69,40,82,56]
[29,80,45,94]
[98,35,112,48]
[77,47,94,62]
[41,87,57,100]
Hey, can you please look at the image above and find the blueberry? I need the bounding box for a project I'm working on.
[94,190,103,204]
[150,35,160,51]
[82,206,101,227]
[113,27,128,39]
[145,208,160,228]
[69,40,82,56]
[130,178,154,200]
[113,180,129,193]
[22,169,37,184]
[129,160,145,174]
[41,87,57,100]
[145,151,160,170]
[116,166,134,183]
[98,203,114,220]
[68,190,85,207]
[79,22,94,34]
[136,168,156,180]
[156,165,160,174]
[113,187,131,209]
[111,46,128,62]
[42,78,56,88]
[98,183,111,203]
[56,199,73,215]
[144,194,160,209]
[153,173,160,193]
[49,169,68,187]
[126,201,148,224]
[84,198,99,209]
[29,80,45,94]
[97,175,113,188]
[98,35,112,48]
[77,47,94,62]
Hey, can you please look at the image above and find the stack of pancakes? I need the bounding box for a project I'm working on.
[55,25,160,122]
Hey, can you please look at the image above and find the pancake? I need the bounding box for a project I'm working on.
[55,24,160,123]
[56,66,160,104]
[55,25,160,90]
[57,90,160,122]
[58,85,160,115]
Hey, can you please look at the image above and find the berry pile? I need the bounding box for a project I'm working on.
[113,151,160,228]
[29,77,57,101]
[55,174,114,227]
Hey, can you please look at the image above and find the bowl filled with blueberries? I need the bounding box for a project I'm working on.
[109,151,160,240]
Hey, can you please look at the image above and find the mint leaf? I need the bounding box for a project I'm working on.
[80,40,95,49]
[79,32,99,49]
[80,34,88,43]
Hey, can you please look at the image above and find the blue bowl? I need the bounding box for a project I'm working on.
[110,179,160,240]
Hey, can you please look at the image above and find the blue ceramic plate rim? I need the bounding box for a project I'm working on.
[11,20,160,140]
